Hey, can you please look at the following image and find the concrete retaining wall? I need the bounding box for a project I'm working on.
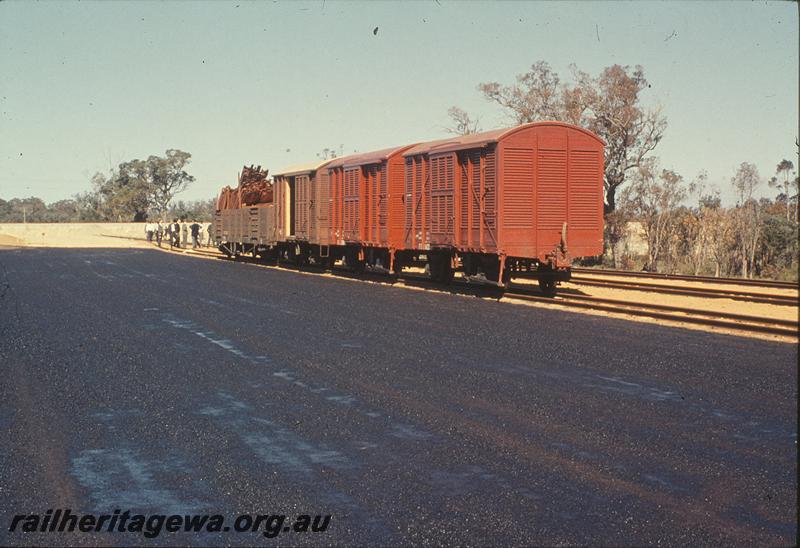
[0,223,150,247]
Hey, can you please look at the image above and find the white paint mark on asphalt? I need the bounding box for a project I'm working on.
[217,391,249,409]
[326,394,357,406]
[596,375,641,388]
[161,316,270,366]
[574,372,797,441]
[244,424,353,472]
[588,375,684,403]
[91,271,115,280]
[198,392,255,417]
[198,393,354,474]
[92,409,142,422]
[354,441,379,450]
[273,370,295,381]
[160,314,437,448]
[71,448,203,513]
[197,406,227,417]
[221,406,354,474]
[143,307,159,311]
[203,336,249,358]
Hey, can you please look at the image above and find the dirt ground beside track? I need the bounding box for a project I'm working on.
[571,271,799,297]
[513,277,799,323]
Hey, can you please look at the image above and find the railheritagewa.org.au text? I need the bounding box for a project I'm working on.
[8,509,331,539]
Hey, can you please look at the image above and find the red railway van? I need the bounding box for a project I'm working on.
[400,121,604,283]
[330,146,415,253]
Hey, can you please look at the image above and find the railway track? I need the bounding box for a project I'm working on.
[572,267,799,290]
[566,276,798,307]
[391,273,798,338]
[503,284,798,338]
[169,245,798,339]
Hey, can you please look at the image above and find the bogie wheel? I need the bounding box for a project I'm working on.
[428,253,453,283]
[439,260,455,284]
[539,277,557,296]
[427,255,440,282]
[483,262,511,287]
[345,250,365,274]
[462,255,479,277]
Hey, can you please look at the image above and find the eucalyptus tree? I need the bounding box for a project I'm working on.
[478,61,666,214]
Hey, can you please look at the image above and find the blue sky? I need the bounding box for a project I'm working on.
[1,0,797,206]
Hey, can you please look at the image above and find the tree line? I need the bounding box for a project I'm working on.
[447,61,798,280]
[611,160,798,281]
[0,149,216,223]
[0,195,217,224]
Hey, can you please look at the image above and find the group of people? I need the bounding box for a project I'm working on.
[144,220,213,249]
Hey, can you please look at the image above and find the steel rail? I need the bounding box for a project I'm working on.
[567,277,798,307]
[502,290,798,338]
[507,284,799,329]
[572,267,799,290]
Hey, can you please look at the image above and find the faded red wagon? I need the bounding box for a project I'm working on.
[323,145,415,270]
[398,121,604,289]
[271,160,341,262]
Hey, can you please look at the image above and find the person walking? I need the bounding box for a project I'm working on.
[181,221,188,248]
[171,219,181,248]
[190,220,201,249]
[145,221,155,242]
[206,222,213,247]
[155,221,163,247]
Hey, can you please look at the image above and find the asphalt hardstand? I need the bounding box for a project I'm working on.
[0,248,796,546]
